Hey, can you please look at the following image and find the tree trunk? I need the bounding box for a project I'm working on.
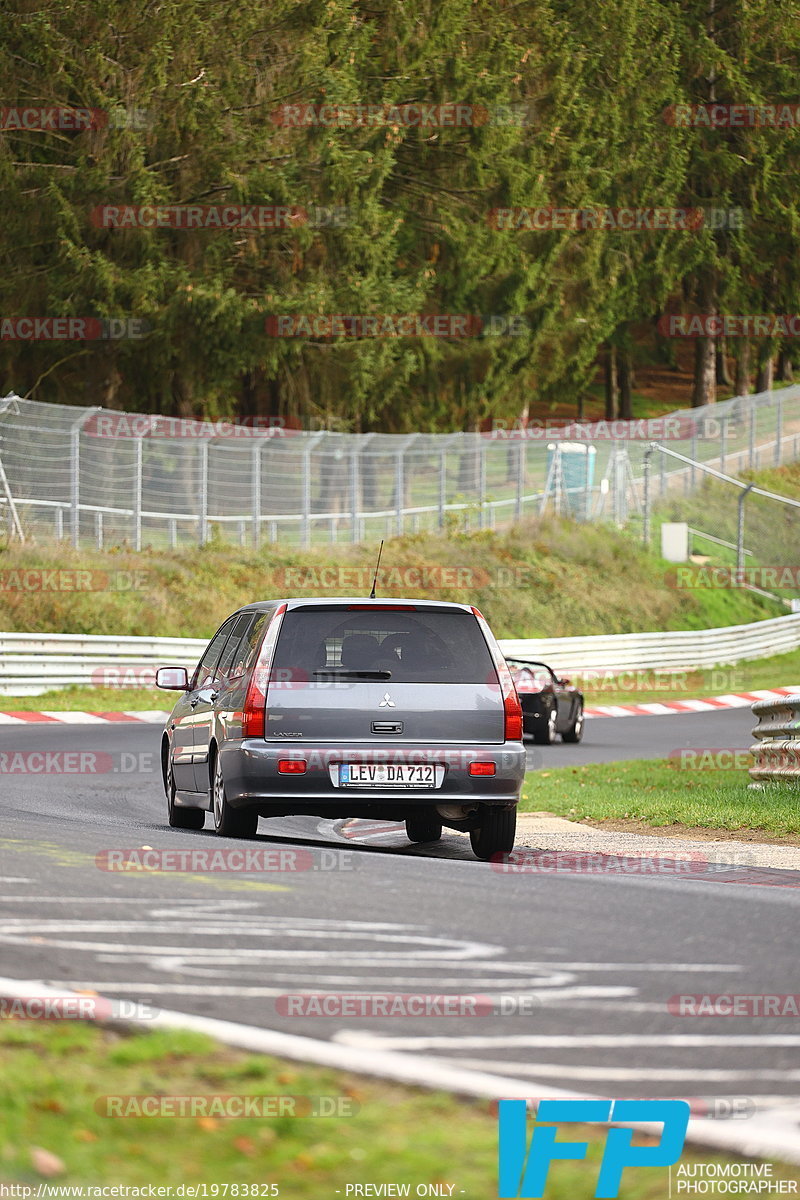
[776,349,794,382]
[692,334,716,407]
[715,340,732,387]
[735,341,751,397]
[604,345,619,420]
[618,348,634,420]
[756,354,774,393]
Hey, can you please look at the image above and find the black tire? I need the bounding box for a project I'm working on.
[211,750,258,838]
[532,703,558,745]
[562,703,584,743]
[470,807,517,861]
[165,752,205,830]
[405,810,443,843]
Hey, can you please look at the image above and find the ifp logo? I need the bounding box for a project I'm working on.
[498,1099,690,1197]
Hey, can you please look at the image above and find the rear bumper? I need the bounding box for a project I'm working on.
[219,739,526,813]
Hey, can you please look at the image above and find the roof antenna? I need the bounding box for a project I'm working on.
[369,540,384,599]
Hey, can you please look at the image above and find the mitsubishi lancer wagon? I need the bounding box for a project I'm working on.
[156,598,525,859]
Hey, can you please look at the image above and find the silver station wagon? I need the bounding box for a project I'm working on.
[157,598,525,859]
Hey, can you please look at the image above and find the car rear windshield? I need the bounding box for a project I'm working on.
[271,607,497,684]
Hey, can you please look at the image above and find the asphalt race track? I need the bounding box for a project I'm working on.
[1,707,799,1153]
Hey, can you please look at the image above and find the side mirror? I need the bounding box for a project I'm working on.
[156,666,189,691]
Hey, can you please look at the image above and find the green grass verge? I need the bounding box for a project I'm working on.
[520,757,800,836]
[2,1022,798,1195]
[581,645,800,706]
[0,686,167,711]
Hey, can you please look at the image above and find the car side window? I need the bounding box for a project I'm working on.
[192,618,237,689]
[229,611,270,679]
[216,613,255,680]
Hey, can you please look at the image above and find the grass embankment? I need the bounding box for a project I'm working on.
[2,1022,798,1195]
[521,759,800,838]
[0,516,782,642]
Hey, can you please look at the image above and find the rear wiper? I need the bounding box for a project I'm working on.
[313,669,392,679]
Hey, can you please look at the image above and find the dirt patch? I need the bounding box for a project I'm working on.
[575,816,800,847]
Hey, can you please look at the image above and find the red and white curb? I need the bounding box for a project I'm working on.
[0,687,798,724]
[0,973,798,1165]
[584,687,800,719]
[0,710,169,724]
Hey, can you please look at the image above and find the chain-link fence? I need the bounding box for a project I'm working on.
[1,387,800,549]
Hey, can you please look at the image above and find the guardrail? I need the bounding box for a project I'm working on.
[4,612,800,695]
[500,612,800,674]
[0,632,205,695]
[749,696,800,783]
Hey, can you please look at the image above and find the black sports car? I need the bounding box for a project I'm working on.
[505,658,584,744]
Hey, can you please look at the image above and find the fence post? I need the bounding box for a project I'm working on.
[516,438,525,522]
[690,427,698,490]
[775,391,783,465]
[438,449,447,529]
[70,424,80,548]
[737,483,754,573]
[350,444,360,543]
[95,511,103,551]
[749,402,756,468]
[395,447,404,537]
[642,444,654,547]
[719,417,727,475]
[478,439,487,528]
[198,442,209,544]
[251,442,262,549]
[133,437,143,551]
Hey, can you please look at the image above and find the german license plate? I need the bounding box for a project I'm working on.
[339,763,436,788]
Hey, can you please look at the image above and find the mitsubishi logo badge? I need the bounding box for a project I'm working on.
[379,693,395,708]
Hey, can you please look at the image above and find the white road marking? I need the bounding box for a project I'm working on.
[334,1031,800,1050]
[451,1059,800,1083]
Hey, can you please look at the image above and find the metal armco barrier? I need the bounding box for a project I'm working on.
[0,632,205,695]
[749,696,800,783]
[4,613,800,695]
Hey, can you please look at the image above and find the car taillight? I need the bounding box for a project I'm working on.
[471,606,523,742]
[278,760,307,774]
[469,762,496,776]
[242,604,286,737]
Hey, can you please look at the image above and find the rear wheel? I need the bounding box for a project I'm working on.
[405,810,443,843]
[165,753,205,830]
[562,703,584,743]
[212,752,258,838]
[470,807,516,861]
[532,704,558,745]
